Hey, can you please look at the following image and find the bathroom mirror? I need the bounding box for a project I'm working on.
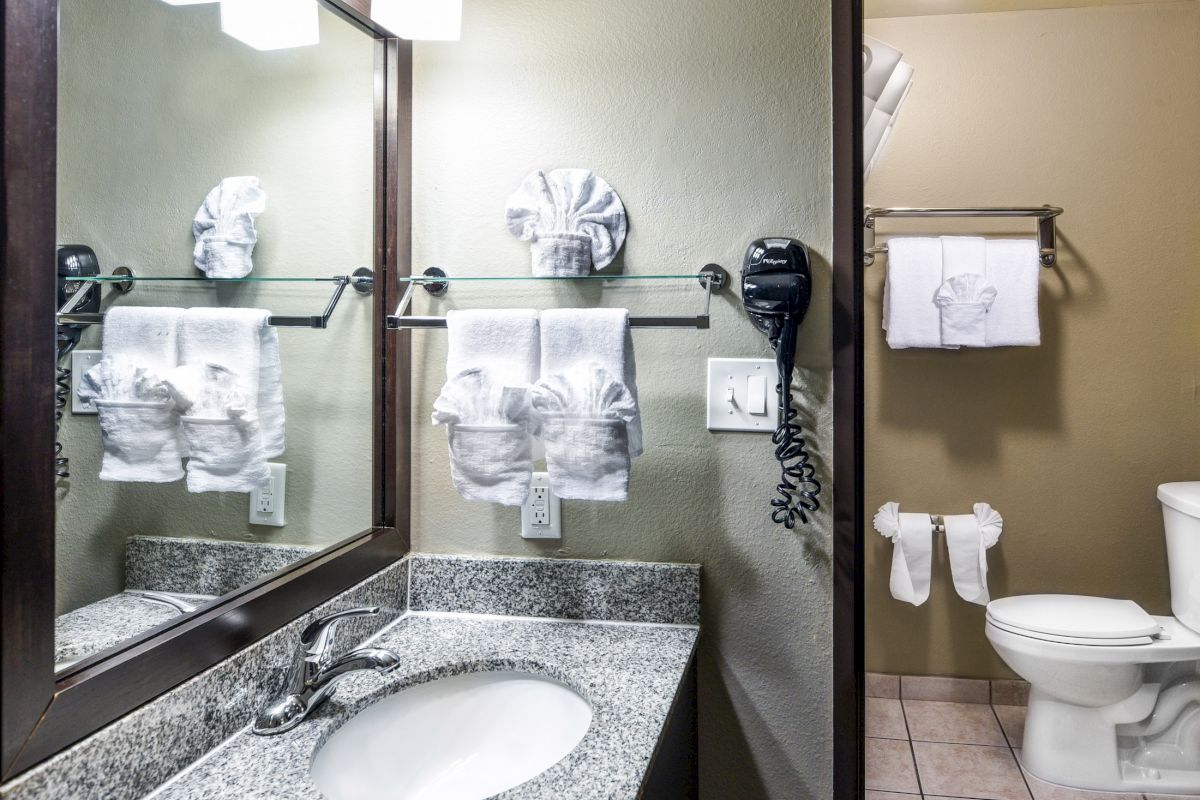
[1,0,408,777]
[52,0,379,671]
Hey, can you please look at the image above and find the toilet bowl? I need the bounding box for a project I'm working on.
[985,482,1200,795]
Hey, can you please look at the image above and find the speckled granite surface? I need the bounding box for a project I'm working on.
[55,592,216,667]
[148,613,699,800]
[126,536,321,596]
[410,553,701,625]
[1,560,407,800]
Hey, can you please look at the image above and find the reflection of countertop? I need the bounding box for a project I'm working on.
[54,592,214,668]
[150,612,699,800]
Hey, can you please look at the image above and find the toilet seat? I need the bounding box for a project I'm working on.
[986,594,1162,645]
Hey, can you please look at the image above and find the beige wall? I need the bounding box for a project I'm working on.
[55,0,376,614]
[409,0,834,796]
[865,2,1200,678]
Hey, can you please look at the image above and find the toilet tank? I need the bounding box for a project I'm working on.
[1159,482,1200,634]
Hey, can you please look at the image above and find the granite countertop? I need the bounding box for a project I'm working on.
[149,611,699,800]
[55,591,216,668]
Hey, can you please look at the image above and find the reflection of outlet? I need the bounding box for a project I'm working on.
[249,463,286,527]
[520,473,560,539]
[70,350,103,414]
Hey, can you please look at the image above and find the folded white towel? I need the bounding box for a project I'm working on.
[101,307,183,372]
[985,239,1041,347]
[532,365,639,501]
[192,177,268,279]
[505,169,627,277]
[178,414,271,494]
[883,238,945,349]
[935,274,998,348]
[874,502,934,606]
[92,400,185,483]
[438,312,541,505]
[178,308,285,458]
[945,503,1004,605]
[539,308,642,457]
[446,309,540,384]
[940,236,985,281]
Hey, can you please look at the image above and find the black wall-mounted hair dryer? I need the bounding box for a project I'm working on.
[741,237,821,529]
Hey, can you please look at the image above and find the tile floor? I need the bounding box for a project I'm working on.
[865,673,1200,800]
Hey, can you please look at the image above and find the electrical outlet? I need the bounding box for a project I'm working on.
[70,350,103,414]
[521,472,561,539]
[249,463,287,527]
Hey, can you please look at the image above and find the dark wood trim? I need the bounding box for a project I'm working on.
[831,0,866,798]
[1,0,59,778]
[9,528,404,775]
[1,2,412,780]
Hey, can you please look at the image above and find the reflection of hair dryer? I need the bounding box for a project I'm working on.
[54,245,101,479]
[741,238,821,528]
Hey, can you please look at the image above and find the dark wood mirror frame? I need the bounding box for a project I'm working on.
[1,0,411,779]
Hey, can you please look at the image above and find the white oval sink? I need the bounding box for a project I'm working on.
[310,670,592,800]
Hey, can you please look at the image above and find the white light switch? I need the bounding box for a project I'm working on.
[706,358,779,432]
[747,374,768,415]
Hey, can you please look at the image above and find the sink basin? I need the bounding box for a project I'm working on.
[310,670,592,800]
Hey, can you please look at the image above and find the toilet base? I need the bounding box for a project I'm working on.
[1022,680,1200,795]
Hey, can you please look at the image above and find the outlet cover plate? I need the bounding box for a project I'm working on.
[249,463,287,527]
[706,358,780,432]
[520,472,561,539]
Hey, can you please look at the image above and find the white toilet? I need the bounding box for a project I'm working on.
[985,482,1200,795]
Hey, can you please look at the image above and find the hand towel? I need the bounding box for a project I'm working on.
[432,367,535,506]
[883,238,945,349]
[945,503,1004,605]
[192,177,268,279]
[178,308,285,458]
[935,274,998,348]
[505,169,627,277]
[532,365,639,501]
[984,239,1041,347]
[101,306,183,371]
[539,308,642,457]
[874,502,934,606]
[77,356,184,483]
[437,311,541,506]
[940,236,986,281]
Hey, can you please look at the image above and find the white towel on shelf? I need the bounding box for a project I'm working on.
[883,238,945,349]
[985,239,1041,347]
[874,502,934,606]
[437,311,541,506]
[936,274,998,348]
[192,176,268,279]
[539,308,642,458]
[944,503,1004,605]
[505,169,627,277]
[531,364,639,501]
[178,308,285,458]
[940,236,986,280]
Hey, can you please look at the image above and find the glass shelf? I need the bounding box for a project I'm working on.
[74,275,346,282]
[399,273,714,283]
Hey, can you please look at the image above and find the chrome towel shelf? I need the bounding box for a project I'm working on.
[863,205,1063,268]
[55,267,375,329]
[385,266,730,331]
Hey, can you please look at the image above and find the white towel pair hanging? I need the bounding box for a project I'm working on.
[431,308,641,506]
[874,502,1004,606]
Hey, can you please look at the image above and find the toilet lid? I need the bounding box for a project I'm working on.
[986,595,1161,640]
[986,615,1155,646]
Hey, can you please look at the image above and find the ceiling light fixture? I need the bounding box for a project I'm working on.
[370,0,462,41]
[220,0,320,51]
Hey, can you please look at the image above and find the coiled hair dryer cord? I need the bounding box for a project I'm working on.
[768,318,821,528]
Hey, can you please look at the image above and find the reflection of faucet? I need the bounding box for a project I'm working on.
[125,590,210,615]
[253,607,400,736]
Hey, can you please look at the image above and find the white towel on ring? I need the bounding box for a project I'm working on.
[945,503,1004,605]
[874,502,934,606]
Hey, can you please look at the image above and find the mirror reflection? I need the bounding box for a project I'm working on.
[54,0,377,672]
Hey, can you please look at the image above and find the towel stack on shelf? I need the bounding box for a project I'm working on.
[76,307,285,493]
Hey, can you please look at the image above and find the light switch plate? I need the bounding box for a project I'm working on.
[70,350,103,414]
[706,358,780,432]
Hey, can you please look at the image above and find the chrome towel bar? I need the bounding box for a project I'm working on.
[385,266,730,331]
[863,205,1063,268]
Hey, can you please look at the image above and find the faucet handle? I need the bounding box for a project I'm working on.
[299,606,380,661]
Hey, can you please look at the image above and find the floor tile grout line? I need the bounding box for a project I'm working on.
[990,701,1035,800]
[899,696,927,798]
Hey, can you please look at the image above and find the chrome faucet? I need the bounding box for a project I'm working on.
[253,606,400,735]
